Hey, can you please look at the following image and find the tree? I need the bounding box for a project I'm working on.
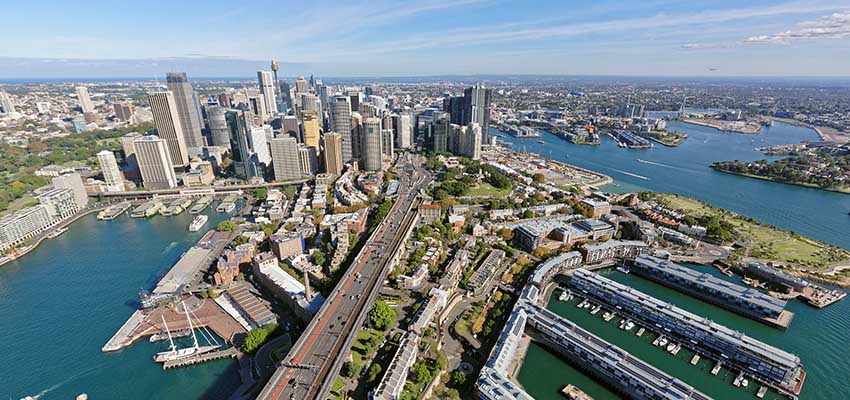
[450,370,467,388]
[343,360,364,378]
[436,350,448,371]
[242,323,278,353]
[217,220,237,232]
[532,247,549,259]
[310,251,326,266]
[369,300,397,331]
[412,361,432,384]
[500,228,514,240]
[367,363,383,383]
[532,173,545,183]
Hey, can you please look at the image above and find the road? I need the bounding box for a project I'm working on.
[257,154,432,400]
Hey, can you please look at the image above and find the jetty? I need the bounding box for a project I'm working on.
[162,347,238,370]
[189,196,213,214]
[97,202,132,220]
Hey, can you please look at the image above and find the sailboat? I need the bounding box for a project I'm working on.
[153,303,220,363]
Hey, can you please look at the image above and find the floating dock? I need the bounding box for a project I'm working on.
[189,196,213,214]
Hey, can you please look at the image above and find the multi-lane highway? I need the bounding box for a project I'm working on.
[257,154,432,400]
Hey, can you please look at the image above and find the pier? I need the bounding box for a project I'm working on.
[162,347,238,370]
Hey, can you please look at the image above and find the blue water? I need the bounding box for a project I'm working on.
[0,209,240,399]
[498,121,850,250]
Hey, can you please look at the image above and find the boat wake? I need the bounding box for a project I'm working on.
[23,364,102,399]
[161,241,179,255]
[636,159,679,169]
[611,168,650,180]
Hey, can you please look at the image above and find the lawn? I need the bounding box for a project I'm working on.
[467,183,511,198]
[654,193,849,270]
[0,195,37,216]
[350,329,383,364]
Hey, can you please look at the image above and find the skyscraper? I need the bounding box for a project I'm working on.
[463,83,493,142]
[322,132,343,176]
[207,106,231,148]
[330,96,353,162]
[351,112,363,161]
[382,129,394,158]
[146,91,189,166]
[133,135,177,189]
[225,110,253,179]
[165,72,205,154]
[269,136,302,181]
[248,95,268,124]
[295,77,309,94]
[301,110,321,152]
[97,150,124,192]
[363,117,383,171]
[430,112,450,153]
[121,132,143,181]
[249,125,271,165]
[282,115,300,138]
[395,113,412,149]
[298,145,319,175]
[0,91,16,114]
[257,70,277,117]
[75,86,95,114]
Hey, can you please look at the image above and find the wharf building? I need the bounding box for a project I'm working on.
[580,240,648,265]
[631,255,793,328]
[477,291,710,400]
[571,268,805,397]
[165,72,205,155]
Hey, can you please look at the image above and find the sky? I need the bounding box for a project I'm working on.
[1,0,850,78]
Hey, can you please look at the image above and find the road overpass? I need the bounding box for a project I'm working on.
[92,178,311,200]
[257,155,431,400]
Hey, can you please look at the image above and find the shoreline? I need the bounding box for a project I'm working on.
[766,116,850,143]
[710,167,850,195]
[0,203,113,267]
[679,118,761,134]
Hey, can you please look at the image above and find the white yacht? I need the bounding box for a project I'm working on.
[188,215,208,232]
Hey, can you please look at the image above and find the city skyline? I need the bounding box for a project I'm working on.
[2,0,850,78]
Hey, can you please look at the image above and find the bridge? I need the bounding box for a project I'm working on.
[257,154,431,400]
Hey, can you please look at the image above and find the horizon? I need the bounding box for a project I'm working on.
[2,0,850,78]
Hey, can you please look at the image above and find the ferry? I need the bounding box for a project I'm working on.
[131,200,163,218]
[189,196,213,214]
[97,202,132,220]
[616,265,630,274]
[216,202,236,213]
[537,140,545,144]
[188,215,208,232]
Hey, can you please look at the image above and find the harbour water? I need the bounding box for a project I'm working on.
[519,264,850,400]
[0,208,240,399]
[502,121,850,400]
[497,121,850,250]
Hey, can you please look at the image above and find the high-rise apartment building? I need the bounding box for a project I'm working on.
[322,132,343,176]
[97,150,124,192]
[146,91,189,166]
[331,96,353,162]
[51,173,87,209]
[133,135,177,189]
[301,110,321,152]
[257,70,277,117]
[75,86,95,114]
[165,72,205,153]
[270,136,302,181]
[363,118,383,171]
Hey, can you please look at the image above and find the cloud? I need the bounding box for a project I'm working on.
[744,11,850,44]
[678,43,733,50]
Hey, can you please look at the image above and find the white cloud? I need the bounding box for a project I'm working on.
[744,11,850,44]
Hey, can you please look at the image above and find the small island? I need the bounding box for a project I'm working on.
[711,143,850,194]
